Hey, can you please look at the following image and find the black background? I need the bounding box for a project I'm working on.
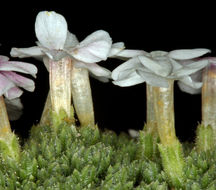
[0,4,215,142]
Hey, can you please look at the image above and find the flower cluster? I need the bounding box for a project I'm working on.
[11,11,146,126]
[112,49,210,90]
[0,55,37,121]
[0,55,37,99]
[1,10,216,188]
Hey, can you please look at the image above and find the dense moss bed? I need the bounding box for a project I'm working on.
[0,123,216,189]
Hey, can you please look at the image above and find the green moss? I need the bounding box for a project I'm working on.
[0,123,216,189]
[0,133,20,161]
[158,140,185,188]
[136,128,160,161]
[196,124,215,152]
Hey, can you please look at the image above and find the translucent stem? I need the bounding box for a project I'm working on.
[0,96,11,135]
[49,57,72,117]
[146,84,157,134]
[152,81,185,187]
[71,67,94,127]
[202,64,216,132]
[0,96,20,160]
[153,80,176,145]
[40,91,51,126]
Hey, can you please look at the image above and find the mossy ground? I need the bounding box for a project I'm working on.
[0,122,216,189]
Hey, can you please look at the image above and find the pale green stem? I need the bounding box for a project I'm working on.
[40,91,51,126]
[202,64,216,139]
[152,81,184,187]
[152,80,177,145]
[0,96,20,160]
[0,96,12,136]
[146,84,158,134]
[71,67,95,127]
[49,57,72,118]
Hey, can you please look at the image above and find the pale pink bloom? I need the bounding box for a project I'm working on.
[0,55,37,119]
[112,49,210,92]
[0,55,37,99]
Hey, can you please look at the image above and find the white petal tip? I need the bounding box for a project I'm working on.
[168,48,211,60]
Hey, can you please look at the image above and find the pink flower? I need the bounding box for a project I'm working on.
[0,55,37,99]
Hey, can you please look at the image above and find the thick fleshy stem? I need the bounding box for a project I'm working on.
[40,91,75,127]
[0,96,20,160]
[0,96,11,135]
[152,80,185,188]
[49,57,72,119]
[138,84,159,160]
[146,84,158,135]
[152,80,176,145]
[71,67,95,127]
[195,63,216,150]
[40,91,51,126]
[201,63,216,142]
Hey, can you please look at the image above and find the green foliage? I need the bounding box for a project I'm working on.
[184,149,216,189]
[51,106,75,128]
[158,140,185,188]
[0,123,216,189]
[196,124,215,152]
[136,129,160,161]
[0,133,20,161]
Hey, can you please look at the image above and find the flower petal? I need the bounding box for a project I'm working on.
[10,46,44,59]
[0,73,15,96]
[0,61,37,78]
[172,59,208,77]
[2,71,35,92]
[169,58,183,72]
[177,73,203,94]
[137,69,169,88]
[37,42,68,61]
[89,73,110,83]
[168,48,211,60]
[177,80,202,94]
[0,56,9,62]
[64,31,79,49]
[113,71,145,87]
[70,30,112,63]
[150,51,168,57]
[4,86,23,99]
[108,42,125,57]
[138,55,172,77]
[43,56,50,71]
[112,49,149,59]
[35,11,68,50]
[111,57,142,80]
[180,74,203,88]
[5,98,23,121]
[74,61,111,77]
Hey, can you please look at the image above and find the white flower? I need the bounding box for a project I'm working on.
[108,42,148,59]
[11,11,113,78]
[11,11,148,80]
[112,49,210,91]
[178,57,216,94]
